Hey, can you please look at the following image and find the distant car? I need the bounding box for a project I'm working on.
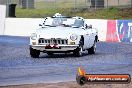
[29,13,98,58]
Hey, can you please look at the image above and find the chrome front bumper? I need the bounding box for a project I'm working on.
[30,44,79,52]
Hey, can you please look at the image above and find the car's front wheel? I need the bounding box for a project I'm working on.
[88,41,96,54]
[73,46,83,57]
[73,37,84,57]
[30,47,40,58]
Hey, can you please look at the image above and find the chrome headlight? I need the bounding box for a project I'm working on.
[31,33,37,40]
[70,34,78,41]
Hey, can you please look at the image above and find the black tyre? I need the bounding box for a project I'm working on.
[73,37,84,57]
[88,41,96,54]
[30,47,40,58]
[73,46,83,57]
[47,52,53,56]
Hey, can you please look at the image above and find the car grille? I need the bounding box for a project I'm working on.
[38,38,68,45]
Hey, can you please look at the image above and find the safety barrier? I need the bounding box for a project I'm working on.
[106,20,132,42]
[85,19,107,41]
[0,5,6,35]
[3,18,132,42]
[4,18,44,36]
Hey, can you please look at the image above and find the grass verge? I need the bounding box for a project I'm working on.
[16,7,132,19]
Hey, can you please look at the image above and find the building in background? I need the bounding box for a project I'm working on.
[90,0,104,8]
[0,0,34,9]
[104,0,131,8]
[90,0,131,8]
[0,0,6,4]
[21,0,34,9]
[0,0,131,9]
[0,0,11,5]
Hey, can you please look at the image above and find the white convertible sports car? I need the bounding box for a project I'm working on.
[29,13,98,58]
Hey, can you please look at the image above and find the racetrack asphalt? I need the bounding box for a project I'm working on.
[0,35,132,86]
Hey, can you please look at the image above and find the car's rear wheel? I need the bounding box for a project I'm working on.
[30,47,40,58]
[88,41,96,54]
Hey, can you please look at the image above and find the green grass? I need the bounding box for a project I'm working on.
[16,8,76,18]
[16,7,132,19]
[35,0,89,9]
[12,0,132,19]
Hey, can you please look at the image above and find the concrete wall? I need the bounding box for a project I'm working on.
[4,18,44,36]
[3,18,132,42]
[0,5,6,35]
[85,19,107,41]
[4,18,107,41]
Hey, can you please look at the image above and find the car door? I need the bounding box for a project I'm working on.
[83,29,93,49]
[89,28,96,46]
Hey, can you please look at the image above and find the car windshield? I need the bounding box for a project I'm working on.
[71,19,84,28]
[44,17,67,27]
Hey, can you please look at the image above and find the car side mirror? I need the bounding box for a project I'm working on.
[85,24,88,29]
[88,25,92,29]
[87,25,92,29]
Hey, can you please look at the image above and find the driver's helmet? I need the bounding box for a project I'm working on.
[53,13,62,18]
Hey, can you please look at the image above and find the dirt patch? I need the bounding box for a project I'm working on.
[1,81,132,88]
